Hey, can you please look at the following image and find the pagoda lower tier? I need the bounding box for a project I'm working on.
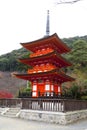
[14,69,74,97]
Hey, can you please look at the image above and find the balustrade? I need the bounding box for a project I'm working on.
[30,48,54,58]
[27,64,56,74]
[0,98,87,112]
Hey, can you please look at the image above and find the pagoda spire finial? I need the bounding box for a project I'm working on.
[46,10,50,36]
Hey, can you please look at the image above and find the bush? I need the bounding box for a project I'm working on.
[81,96,87,100]
[17,81,32,98]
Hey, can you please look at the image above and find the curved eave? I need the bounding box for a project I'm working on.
[20,33,71,54]
[19,51,72,68]
[14,69,75,83]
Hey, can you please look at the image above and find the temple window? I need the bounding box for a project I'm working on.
[33,85,37,91]
[45,84,50,91]
[32,92,37,97]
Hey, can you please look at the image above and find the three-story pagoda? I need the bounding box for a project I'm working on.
[15,10,74,97]
[15,33,74,97]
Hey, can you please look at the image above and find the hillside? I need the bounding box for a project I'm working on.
[0,35,87,97]
[0,35,87,72]
[0,71,26,97]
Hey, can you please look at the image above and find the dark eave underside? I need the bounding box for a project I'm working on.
[19,51,72,68]
[14,69,74,83]
[20,33,71,54]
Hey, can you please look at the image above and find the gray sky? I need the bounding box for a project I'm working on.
[0,0,87,55]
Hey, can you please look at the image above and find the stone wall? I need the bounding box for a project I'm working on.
[65,110,87,124]
[19,109,87,125]
[1,107,87,125]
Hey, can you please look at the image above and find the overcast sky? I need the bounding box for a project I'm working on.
[0,0,87,55]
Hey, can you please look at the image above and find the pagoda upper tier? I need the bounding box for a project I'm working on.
[19,51,72,68]
[20,33,71,54]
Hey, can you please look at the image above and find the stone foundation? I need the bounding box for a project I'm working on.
[1,107,87,125]
[19,109,87,125]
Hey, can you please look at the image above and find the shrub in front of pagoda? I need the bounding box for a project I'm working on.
[18,85,32,98]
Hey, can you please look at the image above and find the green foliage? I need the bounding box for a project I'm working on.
[62,80,87,99]
[0,35,87,72]
[63,35,87,48]
[0,48,31,71]
[18,81,32,98]
[63,83,80,99]
[68,84,79,99]
[81,96,87,100]
[66,40,87,70]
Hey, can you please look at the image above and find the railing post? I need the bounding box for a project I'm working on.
[62,99,66,112]
[39,99,43,110]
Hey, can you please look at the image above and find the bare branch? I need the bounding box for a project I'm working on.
[56,0,83,4]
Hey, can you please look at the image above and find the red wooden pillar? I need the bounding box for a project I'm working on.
[37,80,45,96]
[58,84,61,95]
[50,81,54,96]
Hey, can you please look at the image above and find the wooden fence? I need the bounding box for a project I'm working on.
[0,98,87,112]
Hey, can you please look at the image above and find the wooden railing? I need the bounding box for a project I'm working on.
[18,92,62,98]
[22,98,64,112]
[63,99,87,112]
[0,98,87,112]
[0,98,21,108]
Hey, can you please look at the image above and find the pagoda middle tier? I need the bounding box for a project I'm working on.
[19,51,72,68]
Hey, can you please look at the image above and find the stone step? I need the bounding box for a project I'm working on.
[7,109,20,112]
[0,108,3,113]
[3,107,21,118]
[0,107,9,114]
[9,107,20,110]
[3,114,17,118]
[4,111,19,115]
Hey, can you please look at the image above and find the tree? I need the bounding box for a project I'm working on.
[67,40,87,70]
[17,81,32,98]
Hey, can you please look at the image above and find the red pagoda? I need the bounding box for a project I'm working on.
[15,11,74,98]
[15,33,74,97]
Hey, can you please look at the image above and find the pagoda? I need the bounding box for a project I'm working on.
[15,11,74,97]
